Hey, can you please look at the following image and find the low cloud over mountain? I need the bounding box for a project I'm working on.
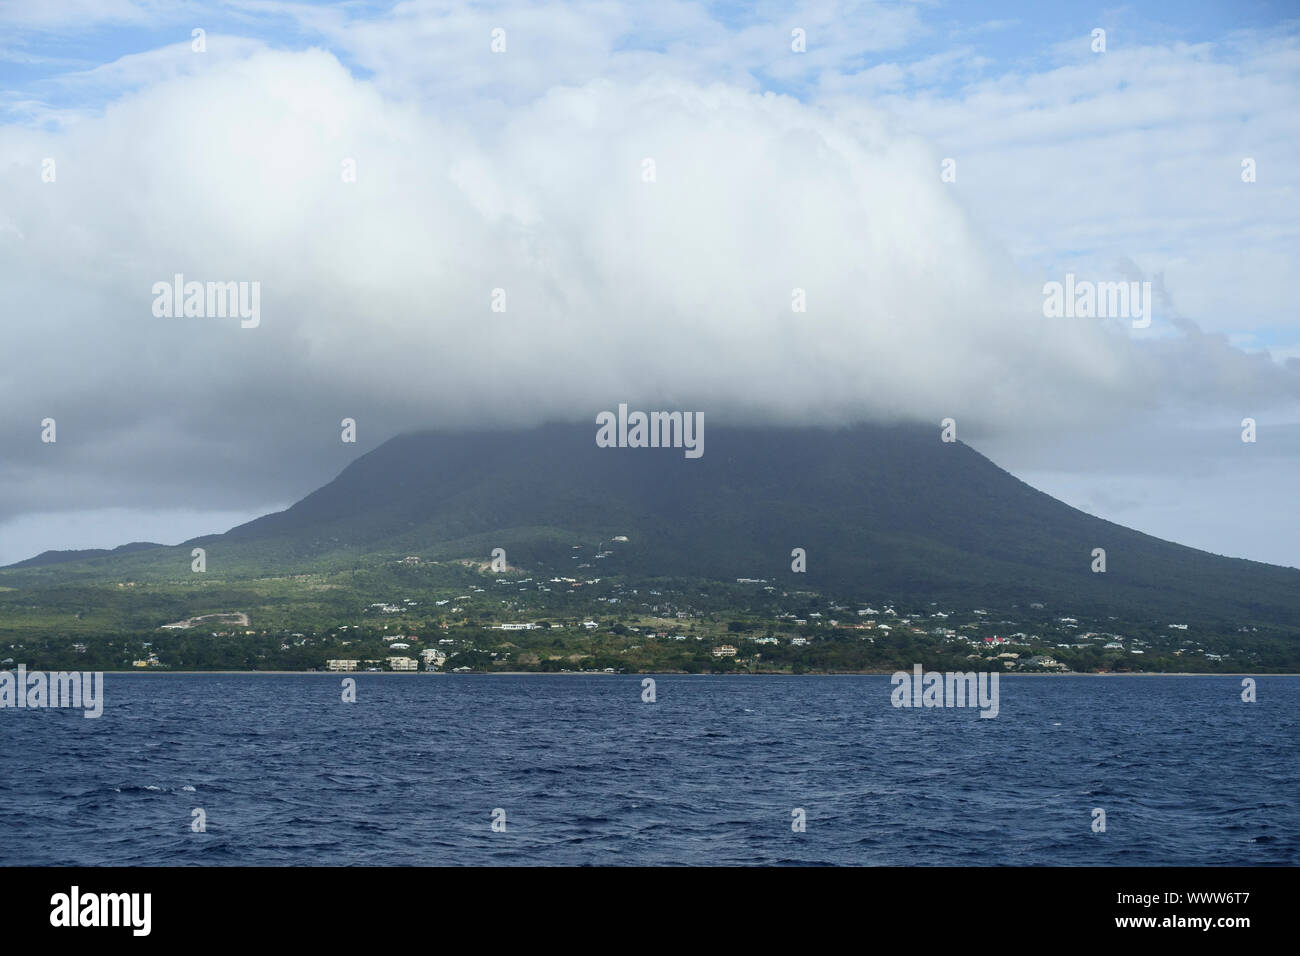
[1,2,1297,565]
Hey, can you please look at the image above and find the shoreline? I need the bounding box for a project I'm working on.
[92,670,1300,677]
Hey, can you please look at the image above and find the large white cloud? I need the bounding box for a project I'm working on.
[6,46,1275,430]
[0,8,1297,565]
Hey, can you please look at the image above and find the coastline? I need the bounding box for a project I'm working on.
[94,670,1300,677]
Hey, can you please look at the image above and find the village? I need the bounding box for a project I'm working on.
[89,569,1248,675]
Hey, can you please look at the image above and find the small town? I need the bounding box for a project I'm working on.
[5,565,1270,674]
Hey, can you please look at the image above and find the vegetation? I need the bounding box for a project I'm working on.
[2,423,1296,672]
[2,560,1297,672]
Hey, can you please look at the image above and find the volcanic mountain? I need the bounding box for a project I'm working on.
[8,422,1299,628]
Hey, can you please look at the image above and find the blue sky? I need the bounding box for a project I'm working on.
[5,1,1297,104]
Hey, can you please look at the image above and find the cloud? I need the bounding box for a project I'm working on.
[833,32,1300,341]
[0,5,1297,566]
[0,0,161,31]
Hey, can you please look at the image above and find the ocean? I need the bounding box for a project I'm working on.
[1,674,1295,865]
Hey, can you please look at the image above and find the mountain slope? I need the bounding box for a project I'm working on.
[8,541,165,569]
[5,422,1299,628]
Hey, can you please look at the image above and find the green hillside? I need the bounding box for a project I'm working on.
[3,421,1298,633]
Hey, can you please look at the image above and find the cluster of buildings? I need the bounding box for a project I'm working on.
[325,646,447,672]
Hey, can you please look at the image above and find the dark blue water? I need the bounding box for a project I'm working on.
[1,674,1295,865]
